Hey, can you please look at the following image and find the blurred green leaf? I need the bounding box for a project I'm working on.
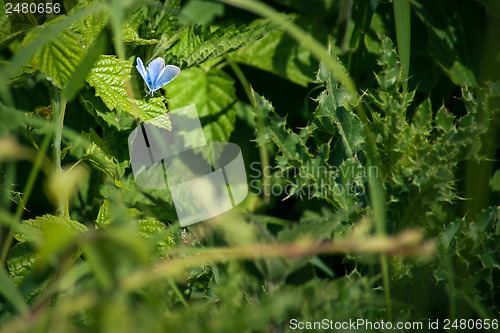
[14,214,88,245]
[6,242,38,283]
[179,0,225,25]
[490,170,500,193]
[96,200,175,254]
[0,265,28,314]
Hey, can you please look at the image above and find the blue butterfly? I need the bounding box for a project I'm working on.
[136,57,180,96]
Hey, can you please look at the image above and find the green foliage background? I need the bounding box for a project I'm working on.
[0,0,499,332]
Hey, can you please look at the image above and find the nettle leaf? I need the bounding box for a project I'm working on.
[80,90,135,131]
[7,242,38,284]
[231,16,320,87]
[81,128,128,188]
[14,214,88,244]
[86,55,171,130]
[8,214,86,298]
[23,28,85,89]
[7,11,39,33]
[0,2,12,42]
[19,0,108,90]
[138,0,181,41]
[71,8,108,46]
[5,242,47,304]
[123,23,159,46]
[165,67,236,143]
[163,21,274,68]
[99,174,177,222]
[96,200,175,251]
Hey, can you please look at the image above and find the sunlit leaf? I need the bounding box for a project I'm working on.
[86,55,171,130]
[165,66,237,143]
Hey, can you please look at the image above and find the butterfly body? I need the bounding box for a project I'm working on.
[136,57,180,96]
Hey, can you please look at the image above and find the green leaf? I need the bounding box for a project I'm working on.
[81,128,128,188]
[1,2,103,90]
[6,242,38,284]
[231,16,319,86]
[86,55,171,130]
[7,11,38,33]
[99,174,177,222]
[63,29,108,101]
[412,0,481,87]
[476,0,500,18]
[95,199,112,228]
[122,23,159,46]
[23,28,85,89]
[435,106,454,132]
[393,0,411,92]
[165,67,237,143]
[71,7,109,46]
[367,51,487,230]
[315,47,364,159]
[314,89,363,159]
[164,21,274,68]
[277,207,352,242]
[250,90,365,208]
[96,200,175,251]
[179,0,225,25]
[20,0,107,91]
[0,1,12,41]
[79,90,135,130]
[14,214,88,243]
[489,169,500,193]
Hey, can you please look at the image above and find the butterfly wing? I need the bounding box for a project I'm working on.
[136,57,152,92]
[153,65,181,91]
[146,58,166,93]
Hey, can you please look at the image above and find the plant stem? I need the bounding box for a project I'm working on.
[393,0,411,93]
[0,134,51,264]
[226,57,271,203]
[51,85,68,217]
[444,250,456,323]
[255,110,271,203]
[168,278,189,308]
[110,0,125,60]
[380,254,392,321]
